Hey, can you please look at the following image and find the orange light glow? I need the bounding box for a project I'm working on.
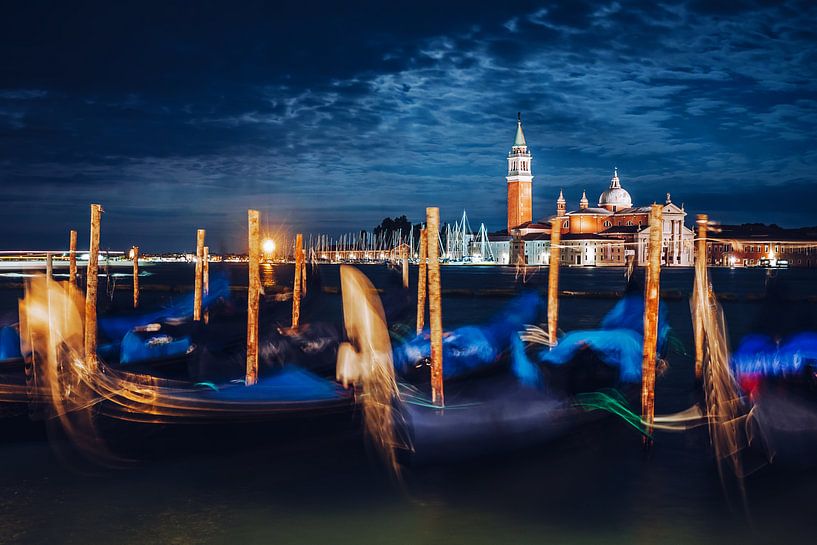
[262,238,275,255]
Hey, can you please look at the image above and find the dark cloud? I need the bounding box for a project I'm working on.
[1,0,816,251]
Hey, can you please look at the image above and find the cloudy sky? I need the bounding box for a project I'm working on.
[2,0,816,252]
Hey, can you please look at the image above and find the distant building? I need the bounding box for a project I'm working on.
[506,113,533,233]
[503,115,694,267]
[486,233,512,264]
[706,224,817,268]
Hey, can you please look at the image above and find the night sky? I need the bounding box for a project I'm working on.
[2,1,816,253]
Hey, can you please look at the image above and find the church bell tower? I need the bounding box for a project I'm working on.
[506,113,533,232]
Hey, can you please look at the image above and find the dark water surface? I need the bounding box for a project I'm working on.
[2,264,817,544]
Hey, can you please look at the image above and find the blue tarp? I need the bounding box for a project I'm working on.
[538,329,644,383]
[120,330,192,365]
[733,332,817,377]
[600,293,670,351]
[511,333,543,388]
[99,275,230,341]
[194,366,345,402]
[530,293,670,384]
[393,291,543,379]
[0,326,22,361]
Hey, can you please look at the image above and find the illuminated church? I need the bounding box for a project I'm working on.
[497,114,694,267]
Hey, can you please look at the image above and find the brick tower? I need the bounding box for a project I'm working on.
[507,113,533,232]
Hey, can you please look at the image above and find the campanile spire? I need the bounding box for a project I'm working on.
[507,113,533,232]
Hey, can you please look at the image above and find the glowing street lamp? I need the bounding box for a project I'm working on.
[262,238,275,261]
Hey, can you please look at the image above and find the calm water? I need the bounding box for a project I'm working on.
[1,264,816,544]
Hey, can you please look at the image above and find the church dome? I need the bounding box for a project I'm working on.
[599,187,632,207]
[598,168,632,210]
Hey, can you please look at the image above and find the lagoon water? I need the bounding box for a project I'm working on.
[2,263,817,544]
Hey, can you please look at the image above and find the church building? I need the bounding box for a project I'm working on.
[502,115,694,267]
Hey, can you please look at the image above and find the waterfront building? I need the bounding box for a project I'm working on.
[519,233,551,265]
[498,115,815,270]
[706,224,817,268]
[484,233,512,264]
[504,115,694,267]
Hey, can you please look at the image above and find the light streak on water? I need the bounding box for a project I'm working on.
[692,256,754,501]
[336,265,406,477]
[16,274,351,464]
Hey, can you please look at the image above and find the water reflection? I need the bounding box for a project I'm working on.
[4,264,817,545]
[261,263,276,289]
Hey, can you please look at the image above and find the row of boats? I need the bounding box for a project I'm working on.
[0,263,815,483]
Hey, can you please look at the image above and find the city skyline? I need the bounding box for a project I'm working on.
[2,1,816,252]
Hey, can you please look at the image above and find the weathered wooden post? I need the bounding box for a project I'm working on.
[203,246,210,324]
[132,246,139,309]
[193,229,205,321]
[426,208,444,407]
[45,252,53,279]
[246,211,260,386]
[694,214,708,381]
[84,204,102,371]
[416,228,428,334]
[642,204,663,445]
[69,229,78,285]
[402,245,409,289]
[515,237,525,269]
[301,245,308,297]
[547,217,561,346]
[292,233,303,329]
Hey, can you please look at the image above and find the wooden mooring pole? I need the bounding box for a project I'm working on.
[203,246,210,324]
[69,229,77,285]
[426,208,444,407]
[45,253,53,279]
[402,245,409,289]
[694,214,708,381]
[84,204,102,371]
[292,233,303,329]
[416,228,428,334]
[193,229,205,321]
[547,218,561,346]
[301,245,308,297]
[246,211,260,386]
[132,246,139,309]
[642,204,663,445]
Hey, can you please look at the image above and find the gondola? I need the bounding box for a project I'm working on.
[10,272,361,463]
[347,269,667,465]
[726,272,817,469]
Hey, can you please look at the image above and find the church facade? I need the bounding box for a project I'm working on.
[501,115,695,267]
